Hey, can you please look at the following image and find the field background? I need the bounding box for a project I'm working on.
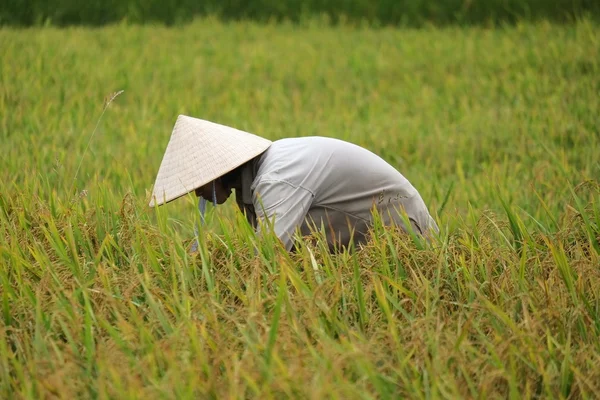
[1,8,600,400]
[2,0,599,26]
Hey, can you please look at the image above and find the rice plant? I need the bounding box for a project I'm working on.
[0,17,599,399]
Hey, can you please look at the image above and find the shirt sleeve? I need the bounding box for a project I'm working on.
[252,179,314,250]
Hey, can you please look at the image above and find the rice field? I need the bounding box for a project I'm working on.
[0,17,599,398]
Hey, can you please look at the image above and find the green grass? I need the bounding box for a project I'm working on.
[3,0,599,27]
[1,17,599,398]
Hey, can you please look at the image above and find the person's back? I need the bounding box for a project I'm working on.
[250,136,438,250]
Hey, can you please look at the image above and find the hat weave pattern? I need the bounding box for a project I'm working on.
[149,115,272,207]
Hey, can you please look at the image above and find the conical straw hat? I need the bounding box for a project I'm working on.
[149,115,272,207]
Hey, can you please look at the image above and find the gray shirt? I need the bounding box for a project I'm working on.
[235,136,438,251]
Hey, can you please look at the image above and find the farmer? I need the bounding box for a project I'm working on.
[150,115,438,251]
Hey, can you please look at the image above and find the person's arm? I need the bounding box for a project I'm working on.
[252,179,314,251]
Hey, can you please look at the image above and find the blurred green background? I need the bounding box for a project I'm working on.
[1,0,599,26]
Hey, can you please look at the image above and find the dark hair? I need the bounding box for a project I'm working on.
[220,165,243,187]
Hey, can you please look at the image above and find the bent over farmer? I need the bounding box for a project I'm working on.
[149,115,438,251]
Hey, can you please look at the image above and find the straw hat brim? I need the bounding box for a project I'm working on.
[149,115,272,207]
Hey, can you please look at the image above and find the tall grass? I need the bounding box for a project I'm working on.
[1,17,599,398]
